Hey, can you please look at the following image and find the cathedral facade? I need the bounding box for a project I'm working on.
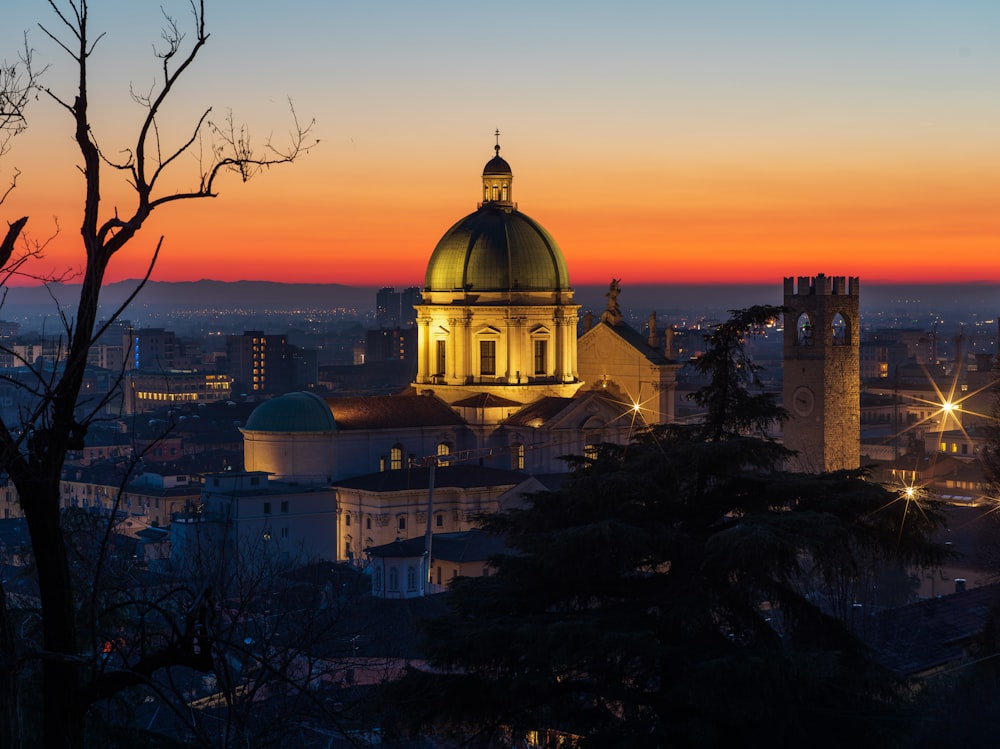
[233,141,680,565]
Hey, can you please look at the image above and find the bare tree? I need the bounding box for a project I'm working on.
[0,2,314,747]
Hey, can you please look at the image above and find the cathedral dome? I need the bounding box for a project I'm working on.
[424,140,570,293]
[243,391,336,432]
[424,206,570,292]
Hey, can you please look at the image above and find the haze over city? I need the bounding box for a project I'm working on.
[2,0,998,288]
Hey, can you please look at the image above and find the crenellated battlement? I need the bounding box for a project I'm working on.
[783,273,860,297]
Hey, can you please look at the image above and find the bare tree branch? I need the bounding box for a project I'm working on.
[1,2,315,746]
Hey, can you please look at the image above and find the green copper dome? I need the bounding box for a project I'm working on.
[424,206,571,292]
[244,391,336,432]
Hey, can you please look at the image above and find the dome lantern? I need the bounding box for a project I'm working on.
[424,135,570,294]
[482,129,513,206]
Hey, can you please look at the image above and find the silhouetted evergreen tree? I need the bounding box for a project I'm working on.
[384,307,948,748]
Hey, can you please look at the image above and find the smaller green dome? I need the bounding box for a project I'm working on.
[244,392,336,432]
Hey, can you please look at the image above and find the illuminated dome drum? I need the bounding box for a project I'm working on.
[413,138,582,410]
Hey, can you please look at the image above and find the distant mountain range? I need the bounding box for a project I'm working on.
[0,280,378,319]
[1,279,997,323]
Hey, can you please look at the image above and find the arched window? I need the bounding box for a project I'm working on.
[374,565,383,592]
[388,567,399,591]
[796,313,814,346]
[512,443,524,470]
[390,444,404,470]
[437,442,452,458]
[406,566,418,591]
[831,312,848,345]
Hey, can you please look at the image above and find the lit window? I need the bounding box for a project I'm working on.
[533,340,547,375]
[513,443,524,470]
[390,445,404,470]
[436,340,447,376]
[437,442,451,458]
[480,340,496,376]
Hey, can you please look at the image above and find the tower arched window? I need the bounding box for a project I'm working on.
[390,444,404,470]
[796,313,814,347]
[831,313,848,346]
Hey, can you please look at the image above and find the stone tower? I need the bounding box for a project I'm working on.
[782,274,860,473]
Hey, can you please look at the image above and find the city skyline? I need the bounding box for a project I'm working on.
[1,1,998,287]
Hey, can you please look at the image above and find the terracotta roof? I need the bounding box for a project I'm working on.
[595,320,670,364]
[502,396,575,427]
[502,390,618,428]
[867,583,1000,676]
[333,464,528,493]
[366,529,508,563]
[452,392,523,408]
[324,394,464,430]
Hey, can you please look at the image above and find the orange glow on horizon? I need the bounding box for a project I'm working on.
[4,132,999,289]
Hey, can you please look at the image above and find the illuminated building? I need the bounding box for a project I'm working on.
[127,328,179,371]
[412,141,583,414]
[783,274,861,472]
[124,371,233,414]
[232,140,667,566]
[225,330,295,394]
[577,305,681,425]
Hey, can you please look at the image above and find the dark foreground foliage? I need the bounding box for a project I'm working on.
[382,307,950,748]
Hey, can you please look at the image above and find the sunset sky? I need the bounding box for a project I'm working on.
[1,0,998,288]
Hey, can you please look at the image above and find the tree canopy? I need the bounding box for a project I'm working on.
[385,307,949,748]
